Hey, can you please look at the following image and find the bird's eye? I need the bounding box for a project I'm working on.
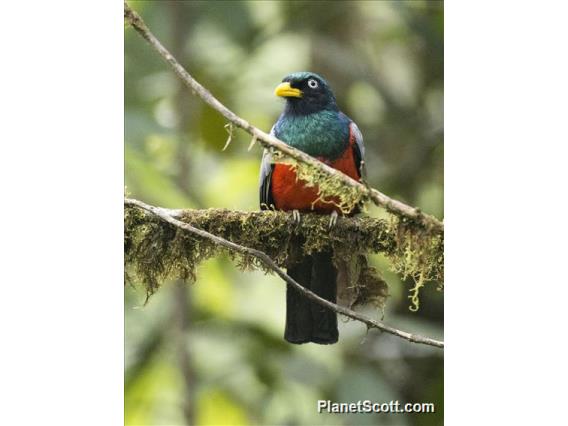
[307,79,318,89]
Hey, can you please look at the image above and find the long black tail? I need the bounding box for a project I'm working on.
[284,250,338,344]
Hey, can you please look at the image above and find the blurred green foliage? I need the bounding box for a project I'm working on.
[125,1,443,425]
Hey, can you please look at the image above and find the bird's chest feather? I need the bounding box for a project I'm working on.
[275,111,349,159]
[271,122,360,213]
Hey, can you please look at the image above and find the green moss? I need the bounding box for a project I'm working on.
[388,215,444,311]
[125,204,443,311]
[271,151,367,214]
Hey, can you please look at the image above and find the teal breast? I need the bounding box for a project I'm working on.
[275,110,349,160]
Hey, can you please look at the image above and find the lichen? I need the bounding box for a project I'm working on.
[387,215,444,311]
[271,151,367,214]
[125,204,444,312]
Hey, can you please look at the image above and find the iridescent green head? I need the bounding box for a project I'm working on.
[274,72,338,115]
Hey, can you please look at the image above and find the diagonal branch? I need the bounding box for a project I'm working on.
[123,1,444,234]
[125,198,444,349]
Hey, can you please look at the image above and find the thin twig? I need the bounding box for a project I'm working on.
[125,198,444,349]
[123,1,443,233]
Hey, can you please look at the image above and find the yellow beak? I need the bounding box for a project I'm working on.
[274,82,302,98]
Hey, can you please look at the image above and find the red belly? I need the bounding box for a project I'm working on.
[271,142,360,213]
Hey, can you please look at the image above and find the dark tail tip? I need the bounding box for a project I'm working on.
[284,251,338,345]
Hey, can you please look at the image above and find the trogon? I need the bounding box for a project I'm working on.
[259,72,366,344]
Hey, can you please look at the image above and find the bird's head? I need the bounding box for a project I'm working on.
[274,72,337,115]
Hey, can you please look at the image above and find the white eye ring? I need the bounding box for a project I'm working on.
[307,79,318,89]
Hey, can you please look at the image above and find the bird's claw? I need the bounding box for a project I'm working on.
[328,210,339,230]
[292,209,301,226]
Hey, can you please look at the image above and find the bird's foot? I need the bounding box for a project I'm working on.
[292,209,301,226]
[328,210,339,230]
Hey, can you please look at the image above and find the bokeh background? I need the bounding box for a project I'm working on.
[125,1,443,425]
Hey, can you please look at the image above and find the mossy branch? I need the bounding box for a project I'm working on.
[125,201,443,302]
[125,198,443,349]
[124,1,444,234]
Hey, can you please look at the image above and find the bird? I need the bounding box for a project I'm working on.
[259,71,366,344]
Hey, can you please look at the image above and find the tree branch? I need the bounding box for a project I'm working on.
[123,1,444,234]
[125,198,443,349]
